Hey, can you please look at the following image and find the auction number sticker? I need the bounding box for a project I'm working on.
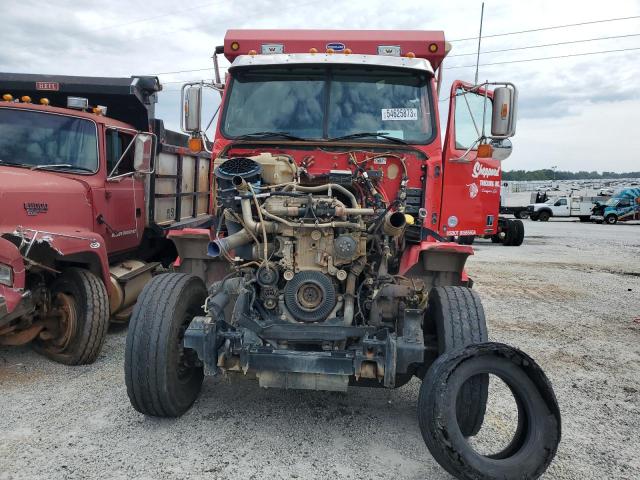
[381,108,418,121]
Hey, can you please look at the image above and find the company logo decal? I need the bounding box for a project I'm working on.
[447,215,458,228]
[35,82,59,91]
[467,183,479,199]
[326,42,345,52]
[471,161,500,178]
[24,202,48,216]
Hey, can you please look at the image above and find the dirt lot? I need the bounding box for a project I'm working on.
[1,219,639,480]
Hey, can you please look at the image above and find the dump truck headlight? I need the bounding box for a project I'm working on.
[0,263,13,286]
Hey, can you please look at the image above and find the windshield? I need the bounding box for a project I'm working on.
[605,198,619,207]
[0,108,98,172]
[222,66,434,143]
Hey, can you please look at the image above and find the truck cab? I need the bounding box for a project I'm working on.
[0,74,212,364]
[593,188,640,224]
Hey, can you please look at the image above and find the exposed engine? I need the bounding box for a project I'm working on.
[195,152,428,388]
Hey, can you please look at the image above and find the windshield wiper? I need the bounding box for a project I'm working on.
[233,131,309,141]
[31,164,94,173]
[327,132,409,145]
[0,159,30,168]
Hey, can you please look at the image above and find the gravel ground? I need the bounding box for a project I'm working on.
[1,219,639,480]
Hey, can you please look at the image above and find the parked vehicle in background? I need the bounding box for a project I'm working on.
[591,188,640,224]
[0,73,212,364]
[528,194,605,222]
[124,29,560,480]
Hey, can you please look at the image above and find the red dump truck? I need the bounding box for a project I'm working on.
[124,30,560,479]
[0,73,212,364]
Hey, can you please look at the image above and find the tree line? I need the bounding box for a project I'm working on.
[503,169,640,181]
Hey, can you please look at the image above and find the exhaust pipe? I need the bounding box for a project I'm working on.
[207,228,253,258]
[383,212,407,237]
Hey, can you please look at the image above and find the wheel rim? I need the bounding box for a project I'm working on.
[42,292,77,354]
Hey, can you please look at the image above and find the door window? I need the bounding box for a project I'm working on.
[554,198,567,206]
[454,89,491,150]
[106,129,135,176]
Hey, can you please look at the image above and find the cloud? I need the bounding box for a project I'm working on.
[2,0,640,171]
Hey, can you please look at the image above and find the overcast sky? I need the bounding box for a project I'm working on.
[2,0,640,172]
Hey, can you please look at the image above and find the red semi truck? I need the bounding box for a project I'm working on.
[126,30,560,479]
[0,74,212,364]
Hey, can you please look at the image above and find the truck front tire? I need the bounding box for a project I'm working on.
[423,286,488,437]
[605,214,618,224]
[34,268,109,365]
[125,273,206,417]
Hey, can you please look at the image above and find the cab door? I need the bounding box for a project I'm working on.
[102,128,145,253]
[440,81,502,239]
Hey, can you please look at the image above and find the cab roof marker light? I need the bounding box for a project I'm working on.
[21,95,32,103]
[39,98,50,105]
[377,45,401,56]
[67,97,88,110]
[2,93,13,101]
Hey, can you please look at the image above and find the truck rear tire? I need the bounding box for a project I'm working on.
[507,219,525,247]
[34,268,109,365]
[418,343,561,480]
[423,286,488,437]
[538,211,550,222]
[125,273,206,417]
[514,210,528,219]
[457,235,475,245]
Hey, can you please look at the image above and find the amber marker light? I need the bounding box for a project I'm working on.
[248,49,257,56]
[326,48,335,54]
[230,41,240,51]
[477,144,493,158]
[309,47,318,54]
[188,136,203,153]
[405,52,416,58]
[343,48,352,55]
[21,95,32,103]
[2,94,13,101]
[429,43,438,53]
[39,98,50,105]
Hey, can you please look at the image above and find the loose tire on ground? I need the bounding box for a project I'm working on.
[538,211,551,222]
[125,273,206,417]
[34,268,109,365]
[422,286,488,437]
[418,342,561,480]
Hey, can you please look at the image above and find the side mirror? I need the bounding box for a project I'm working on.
[134,133,154,173]
[491,86,518,137]
[183,85,202,133]
[490,138,513,161]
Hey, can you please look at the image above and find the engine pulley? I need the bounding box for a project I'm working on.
[284,271,336,322]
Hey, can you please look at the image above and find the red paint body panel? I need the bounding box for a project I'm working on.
[439,80,501,238]
[0,237,25,315]
[0,102,145,296]
[224,30,447,68]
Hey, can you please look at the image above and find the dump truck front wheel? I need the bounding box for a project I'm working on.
[125,273,206,417]
[34,268,109,365]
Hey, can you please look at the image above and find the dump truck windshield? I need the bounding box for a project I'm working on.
[222,66,434,143]
[0,108,98,172]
